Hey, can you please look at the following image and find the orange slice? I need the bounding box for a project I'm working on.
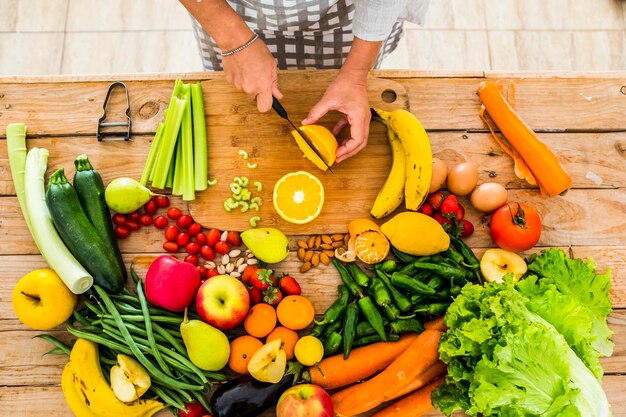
[354,230,390,264]
[292,125,337,171]
[273,171,325,224]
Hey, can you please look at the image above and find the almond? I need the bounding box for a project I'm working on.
[331,234,345,241]
[300,262,312,273]
[320,243,333,250]
[297,248,306,261]
[314,235,322,248]
[311,253,320,267]
[323,249,335,258]
[320,252,331,265]
[307,235,316,249]
[304,250,314,262]
[332,240,344,248]
[297,240,309,249]
[321,235,332,244]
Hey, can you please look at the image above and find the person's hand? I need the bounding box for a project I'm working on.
[301,69,371,163]
[222,38,283,112]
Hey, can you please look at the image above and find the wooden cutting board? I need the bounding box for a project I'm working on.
[189,72,409,233]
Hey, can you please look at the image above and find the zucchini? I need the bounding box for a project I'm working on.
[73,154,127,282]
[46,168,125,293]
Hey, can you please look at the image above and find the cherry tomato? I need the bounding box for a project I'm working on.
[206,228,221,246]
[206,268,219,278]
[176,215,194,230]
[114,225,130,239]
[214,241,230,255]
[164,225,179,242]
[186,242,201,255]
[153,215,168,229]
[200,245,216,261]
[187,222,202,236]
[139,214,153,226]
[226,231,242,246]
[184,255,199,265]
[126,220,140,231]
[197,265,207,278]
[195,232,207,246]
[155,196,170,208]
[176,232,191,246]
[490,202,542,252]
[144,200,158,215]
[167,207,182,220]
[163,241,179,253]
[128,211,141,221]
[112,213,127,226]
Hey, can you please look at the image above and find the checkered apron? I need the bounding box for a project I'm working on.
[191,0,405,70]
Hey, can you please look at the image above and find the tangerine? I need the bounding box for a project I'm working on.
[244,303,277,338]
[354,229,390,264]
[266,326,299,360]
[276,295,315,330]
[228,335,263,374]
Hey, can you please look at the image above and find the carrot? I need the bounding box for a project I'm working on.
[333,329,442,417]
[304,333,418,390]
[388,360,446,401]
[478,80,572,197]
[371,377,445,417]
[423,315,446,332]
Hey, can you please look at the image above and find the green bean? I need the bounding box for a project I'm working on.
[152,380,193,404]
[98,313,184,324]
[152,322,187,356]
[94,285,203,391]
[150,385,186,410]
[67,322,133,355]
[33,334,72,356]
[189,387,212,413]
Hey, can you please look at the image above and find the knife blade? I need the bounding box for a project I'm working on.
[271,96,333,173]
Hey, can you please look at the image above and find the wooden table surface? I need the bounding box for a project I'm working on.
[0,70,624,416]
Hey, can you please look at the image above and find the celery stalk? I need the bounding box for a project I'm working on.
[165,147,175,189]
[171,131,184,196]
[6,123,31,231]
[190,82,207,192]
[181,84,195,201]
[140,122,164,186]
[151,97,186,189]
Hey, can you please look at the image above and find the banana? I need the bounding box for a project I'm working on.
[62,338,164,417]
[370,111,406,219]
[380,108,432,211]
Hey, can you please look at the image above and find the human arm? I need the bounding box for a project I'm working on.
[178,0,281,111]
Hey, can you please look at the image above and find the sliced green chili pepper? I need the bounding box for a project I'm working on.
[390,318,425,334]
[315,284,349,325]
[375,270,412,313]
[332,258,365,299]
[342,303,359,359]
[357,296,387,341]
[346,262,370,288]
[353,333,399,348]
[391,272,437,296]
[323,331,343,357]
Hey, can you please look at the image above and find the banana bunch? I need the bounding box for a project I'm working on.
[62,338,164,417]
[370,108,433,219]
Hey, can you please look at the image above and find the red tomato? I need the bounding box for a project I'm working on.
[200,245,216,261]
[195,232,207,245]
[155,196,170,208]
[490,202,542,252]
[214,241,230,255]
[226,231,242,246]
[144,200,157,215]
[126,220,140,231]
[186,242,201,255]
[184,255,199,265]
[114,225,130,239]
[163,241,179,253]
[153,215,168,229]
[176,232,191,246]
[176,215,194,230]
[139,214,153,226]
[112,213,127,226]
[164,225,179,242]
[188,223,202,236]
[206,228,221,246]
[167,207,182,220]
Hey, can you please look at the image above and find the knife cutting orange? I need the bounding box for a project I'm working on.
[272,96,335,173]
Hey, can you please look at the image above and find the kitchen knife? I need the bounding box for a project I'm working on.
[271,96,333,173]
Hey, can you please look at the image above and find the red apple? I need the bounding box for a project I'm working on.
[276,384,334,417]
[196,275,250,331]
[145,255,201,312]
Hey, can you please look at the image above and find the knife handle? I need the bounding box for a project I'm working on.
[272,96,289,120]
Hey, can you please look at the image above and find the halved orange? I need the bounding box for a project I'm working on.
[292,125,337,171]
[273,171,325,224]
[354,230,390,264]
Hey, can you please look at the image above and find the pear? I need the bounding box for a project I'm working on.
[180,309,230,371]
[110,354,151,403]
[480,248,527,283]
[241,227,289,264]
[104,177,156,214]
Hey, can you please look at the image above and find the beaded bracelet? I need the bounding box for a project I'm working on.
[222,33,260,57]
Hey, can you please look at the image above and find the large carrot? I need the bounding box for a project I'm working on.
[333,329,442,417]
[304,333,418,390]
[423,315,446,332]
[478,80,572,197]
[388,360,446,401]
[371,377,445,417]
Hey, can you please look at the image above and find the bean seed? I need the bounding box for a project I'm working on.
[230,272,241,278]
[297,248,306,261]
[247,258,258,265]
[320,243,333,250]
[229,249,241,258]
[221,254,230,265]
[297,240,309,249]
[331,234,344,241]
[300,262,312,273]
[321,235,332,244]
[304,250,314,262]
[307,236,316,248]
[217,265,226,274]
[320,252,330,265]
[225,263,235,273]
[311,253,320,267]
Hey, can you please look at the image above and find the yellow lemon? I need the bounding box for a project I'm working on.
[294,335,324,366]
[381,212,450,256]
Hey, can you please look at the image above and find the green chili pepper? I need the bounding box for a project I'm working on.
[426,275,446,290]
[375,270,412,313]
[342,303,359,359]
[410,294,426,306]
[346,262,371,288]
[323,331,343,357]
[309,322,327,338]
[413,302,450,316]
[315,284,350,325]
[389,318,425,334]
[320,320,343,342]
[390,272,437,296]
[368,277,398,320]
[443,246,465,265]
[356,321,377,338]
[332,258,365,298]
[357,296,387,341]
[411,262,468,282]
[449,235,481,271]
[430,254,446,264]
[353,333,399,348]
[376,259,397,274]
[391,246,419,264]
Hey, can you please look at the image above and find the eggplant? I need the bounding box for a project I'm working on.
[210,363,302,417]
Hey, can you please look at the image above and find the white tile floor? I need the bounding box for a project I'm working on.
[1,0,625,76]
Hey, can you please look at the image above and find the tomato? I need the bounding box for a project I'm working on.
[206,228,221,246]
[153,215,168,229]
[490,202,542,252]
[155,196,170,208]
[164,225,179,242]
[176,215,194,230]
[187,223,202,236]
[144,200,158,215]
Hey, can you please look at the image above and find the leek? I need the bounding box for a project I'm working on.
[24,148,93,294]
[6,123,30,231]
[190,82,207,191]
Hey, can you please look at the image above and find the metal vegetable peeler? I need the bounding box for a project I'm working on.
[97,81,131,141]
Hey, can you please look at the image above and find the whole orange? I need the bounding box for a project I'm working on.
[266,326,300,360]
[228,335,263,374]
[244,303,277,338]
[276,295,315,330]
